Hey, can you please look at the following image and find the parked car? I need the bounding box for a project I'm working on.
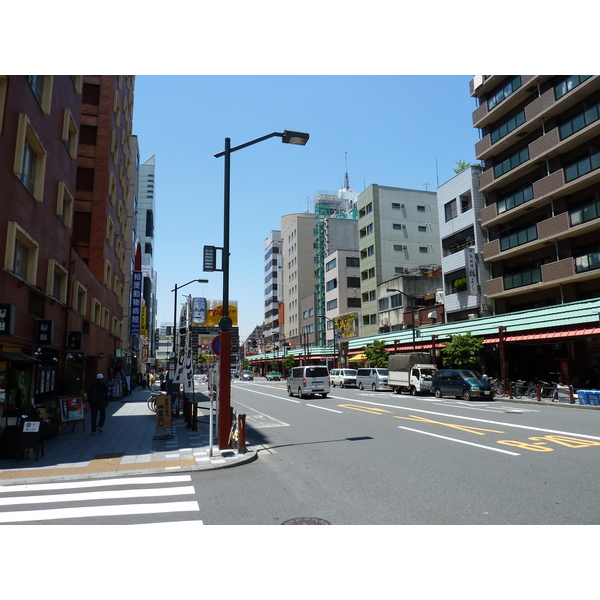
[356,367,389,391]
[266,371,281,381]
[287,366,330,398]
[240,370,254,381]
[330,368,357,388]
[431,369,493,401]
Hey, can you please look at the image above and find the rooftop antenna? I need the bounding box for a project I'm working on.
[422,182,431,191]
[344,152,350,190]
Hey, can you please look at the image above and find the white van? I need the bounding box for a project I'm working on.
[330,368,357,388]
[355,367,389,391]
[287,366,330,398]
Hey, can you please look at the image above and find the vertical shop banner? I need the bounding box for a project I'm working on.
[191,297,207,325]
[130,271,142,334]
[173,301,193,392]
[466,247,478,295]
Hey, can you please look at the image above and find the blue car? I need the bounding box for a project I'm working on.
[431,369,493,401]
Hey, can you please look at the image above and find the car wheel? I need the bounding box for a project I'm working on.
[434,388,442,399]
[358,382,364,390]
[321,393,328,398]
[462,390,471,401]
[340,382,344,388]
[298,387,305,399]
[288,386,293,397]
[410,385,417,396]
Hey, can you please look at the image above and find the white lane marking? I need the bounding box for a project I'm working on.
[236,388,300,403]
[355,400,600,441]
[0,475,192,494]
[0,486,196,507]
[305,404,344,413]
[0,501,200,523]
[398,426,521,456]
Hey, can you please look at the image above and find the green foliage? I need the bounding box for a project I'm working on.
[196,352,207,364]
[270,359,278,371]
[453,159,471,174]
[441,332,484,370]
[283,354,296,371]
[453,277,467,291]
[363,340,389,367]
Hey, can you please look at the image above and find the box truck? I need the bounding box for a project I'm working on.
[388,352,436,395]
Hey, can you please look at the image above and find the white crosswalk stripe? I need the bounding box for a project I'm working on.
[0,474,203,524]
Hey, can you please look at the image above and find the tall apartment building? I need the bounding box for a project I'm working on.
[281,213,316,347]
[0,75,136,418]
[358,184,440,337]
[437,165,491,321]
[136,155,157,363]
[472,75,600,313]
[263,230,283,353]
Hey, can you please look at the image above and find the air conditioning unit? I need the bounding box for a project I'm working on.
[435,290,445,303]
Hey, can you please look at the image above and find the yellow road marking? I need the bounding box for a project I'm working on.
[338,404,394,415]
[394,414,505,436]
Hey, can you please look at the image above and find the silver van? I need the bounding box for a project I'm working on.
[287,366,330,398]
[356,368,389,391]
[330,368,357,388]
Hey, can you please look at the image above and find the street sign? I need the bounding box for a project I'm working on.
[211,336,220,356]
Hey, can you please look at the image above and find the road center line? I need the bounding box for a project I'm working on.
[305,404,343,413]
[398,426,521,456]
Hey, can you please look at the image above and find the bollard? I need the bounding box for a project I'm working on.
[192,401,198,431]
[238,413,246,454]
[569,385,575,404]
[536,386,542,401]
[509,384,513,399]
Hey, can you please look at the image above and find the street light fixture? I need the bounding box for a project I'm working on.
[386,288,416,351]
[170,279,209,397]
[317,314,338,368]
[214,129,309,449]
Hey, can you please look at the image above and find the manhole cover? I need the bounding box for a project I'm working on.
[281,517,331,525]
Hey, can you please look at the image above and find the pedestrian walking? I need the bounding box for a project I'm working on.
[89,373,109,434]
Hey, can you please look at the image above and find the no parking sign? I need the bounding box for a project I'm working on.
[211,336,220,356]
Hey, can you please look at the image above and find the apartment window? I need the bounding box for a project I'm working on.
[106,216,115,246]
[391,202,402,209]
[444,199,457,222]
[347,297,361,308]
[490,109,526,144]
[326,299,338,310]
[574,250,600,274]
[392,223,404,230]
[145,242,153,255]
[460,193,472,212]
[504,266,542,290]
[346,256,359,267]
[497,184,534,214]
[47,259,68,303]
[57,182,74,227]
[500,224,538,251]
[369,290,376,301]
[493,147,529,178]
[367,245,375,256]
[390,294,403,309]
[73,282,87,316]
[559,100,600,140]
[325,258,336,272]
[62,108,79,158]
[488,76,521,110]
[145,209,154,237]
[370,314,377,325]
[347,276,360,287]
[27,76,53,113]
[417,205,426,212]
[394,244,406,251]
[570,197,600,226]
[92,299,102,325]
[419,246,429,253]
[365,203,372,214]
[5,222,39,284]
[554,75,591,100]
[418,225,427,232]
[564,150,600,183]
[14,114,47,201]
[103,259,112,288]
[378,297,390,311]
[366,223,374,235]
[325,278,337,291]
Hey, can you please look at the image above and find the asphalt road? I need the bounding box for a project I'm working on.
[200,377,600,525]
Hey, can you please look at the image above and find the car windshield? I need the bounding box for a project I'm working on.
[376,369,388,375]
[343,370,357,376]
[420,368,436,379]
[461,370,483,381]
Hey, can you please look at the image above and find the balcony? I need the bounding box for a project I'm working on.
[444,290,479,314]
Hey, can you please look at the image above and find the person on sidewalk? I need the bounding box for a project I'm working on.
[89,373,109,434]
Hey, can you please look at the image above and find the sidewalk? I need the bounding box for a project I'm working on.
[0,383,256,485]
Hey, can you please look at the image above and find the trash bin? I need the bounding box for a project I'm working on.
[578,390,590,405]
[589,390,600,406]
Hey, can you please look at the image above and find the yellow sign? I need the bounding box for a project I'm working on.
[205,303,238,327]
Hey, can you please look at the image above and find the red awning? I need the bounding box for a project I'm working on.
[484,326,600,344]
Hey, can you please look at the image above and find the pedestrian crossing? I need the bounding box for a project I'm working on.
[0,474,203,524]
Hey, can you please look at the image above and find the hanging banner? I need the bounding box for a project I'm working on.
[192,297,207,325]
[334,313,357,338]
[173,300,193,392]
[130,271,142,334]
[465,247,478,295]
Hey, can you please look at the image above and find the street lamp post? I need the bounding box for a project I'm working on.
[318,314,338,368]
[386,288,416,351]
[170,279,208,400]
[214,130,309,449]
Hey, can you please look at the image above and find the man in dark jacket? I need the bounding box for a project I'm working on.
[89,374,109,434]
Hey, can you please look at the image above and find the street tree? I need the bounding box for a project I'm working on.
[441,332,484,370]
[363,340,389,367]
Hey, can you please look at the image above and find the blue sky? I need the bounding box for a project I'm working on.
[132,75,481,339]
